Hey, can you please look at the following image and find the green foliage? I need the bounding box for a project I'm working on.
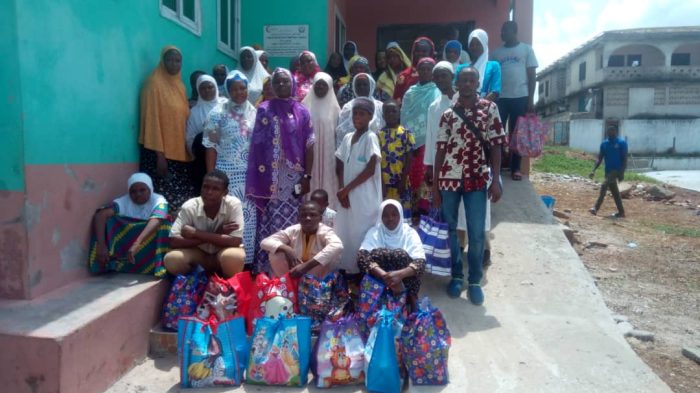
[651,224,700,238]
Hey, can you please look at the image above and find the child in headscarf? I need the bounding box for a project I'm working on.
[335,73,385,148]
[89,173,170,277]
[358,199,426,307]
[378,100,415,208]
[334,97,383,278]
[393,37,435,102]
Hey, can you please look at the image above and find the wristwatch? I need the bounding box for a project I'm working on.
[303,174,312,180]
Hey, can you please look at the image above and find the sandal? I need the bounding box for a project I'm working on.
[512,172,522,181]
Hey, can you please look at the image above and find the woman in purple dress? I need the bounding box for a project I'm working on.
[246,68,315,274]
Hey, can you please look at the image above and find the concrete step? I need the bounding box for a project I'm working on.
[149,325,178,357]
[0,274,169,393]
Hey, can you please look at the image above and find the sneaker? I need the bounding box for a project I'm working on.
[446,278,464,298]
[588,208,597,216]
[612,212,625,218]
[467,284,484,305]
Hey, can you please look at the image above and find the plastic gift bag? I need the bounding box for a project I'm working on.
[177,316,247,388]
[162,270,208,331]
[312,315,366,388]
[365,307,402,393]
[246,316,312,387]
[358,275,407,336]
[417,211,452,276]
[510,113,548,158]
[229,271,299,335]
[298,271,349,333]
[196,274,237,321]
[401,297,451,385]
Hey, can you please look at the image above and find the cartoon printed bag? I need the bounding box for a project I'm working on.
[162,270,208,331]
[510,113,548,158]
[401,297,451,385]
[358,274,407,336]
[246,316,312,387]
[298,271,349,333]
[312,315,366,388]
[177,316,247,388]
[195,274,237,322]
[364,307,403,393]
[244,272,299,335]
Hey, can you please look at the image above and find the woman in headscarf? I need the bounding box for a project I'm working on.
[335,73,385,148]
[336,55,370,106]
[89,173,170,277]
[238,46,270,105]
[442,39,470,69]
[400,57,441,195]
[186,75,227,192]
[373,50,387,81]
[358,199,426,306]
[301,72,341,208]
[139,45,194,211]
[393,37,436,102]
[202,71,258,265]
[246,68,315,274]
[376,42,412,99]
[324,51,347,91]
[255,75,275,107]
[294,50,321,101]
[188,70,206,108]
[212,64,229,98]
[342,41,358,74]
[456,29,501,102]
[257,49,271,73]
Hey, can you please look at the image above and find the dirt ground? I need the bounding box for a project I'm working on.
[531,172,700,393]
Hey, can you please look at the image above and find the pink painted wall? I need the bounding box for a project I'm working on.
[0,335,60,393]
[345,0,533,66]
[23,163,136,299]
[0,191,28,299]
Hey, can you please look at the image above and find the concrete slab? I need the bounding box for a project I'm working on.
[646,170,700,192]
[0,274,169,393]
[106,179,672,393]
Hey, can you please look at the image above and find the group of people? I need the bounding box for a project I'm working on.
[90,20,539,307]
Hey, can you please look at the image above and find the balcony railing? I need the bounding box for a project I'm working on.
[603,66,700,82]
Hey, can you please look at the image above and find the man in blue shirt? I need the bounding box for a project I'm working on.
[589,124,628,217]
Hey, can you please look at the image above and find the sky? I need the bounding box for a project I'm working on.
[533,0,700,70]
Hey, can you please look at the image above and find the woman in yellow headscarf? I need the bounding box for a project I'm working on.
[376,42,412,98]
[138,45,194,211]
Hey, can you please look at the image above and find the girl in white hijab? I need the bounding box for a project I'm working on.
[358,199,426,304]
[335,73,385,148]
[238,46,270,105]
[455,29,501,101]
[186,75,227,155]
[89,173,170,277]
[301,72,341,207]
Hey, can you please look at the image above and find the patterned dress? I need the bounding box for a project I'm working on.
[378,125,415,208]
[202,101,258,264]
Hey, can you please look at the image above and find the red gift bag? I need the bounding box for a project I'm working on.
[229,272,299,334]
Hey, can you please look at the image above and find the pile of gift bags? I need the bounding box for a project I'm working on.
[163,269,451,390]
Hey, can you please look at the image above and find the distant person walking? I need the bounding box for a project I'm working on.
[589,124,628,218]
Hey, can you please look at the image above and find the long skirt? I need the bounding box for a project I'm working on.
[88,215,171,277]
[140,147,195,212]
[254,165,303,274]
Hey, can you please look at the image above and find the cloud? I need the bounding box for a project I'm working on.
[533,0,700,69]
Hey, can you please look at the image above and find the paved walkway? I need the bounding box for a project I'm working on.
[646,170,700,192]
[107,178,672,392]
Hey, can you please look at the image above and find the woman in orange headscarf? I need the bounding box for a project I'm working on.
[138,45,194,211]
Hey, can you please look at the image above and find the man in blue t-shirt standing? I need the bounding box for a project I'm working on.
[589,124,628,217]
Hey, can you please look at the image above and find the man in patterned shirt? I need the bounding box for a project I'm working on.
[432,66,506,305]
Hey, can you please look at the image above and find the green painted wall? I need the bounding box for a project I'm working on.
[0,0,25,191]
[16,1,236,166]
[241,0,329,70]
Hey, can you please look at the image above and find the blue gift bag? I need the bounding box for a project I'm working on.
[177,316,247,388]
[365,307,402,393]
[358,275,407,337]
[246,316,312,386]
[417,212,452,276]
